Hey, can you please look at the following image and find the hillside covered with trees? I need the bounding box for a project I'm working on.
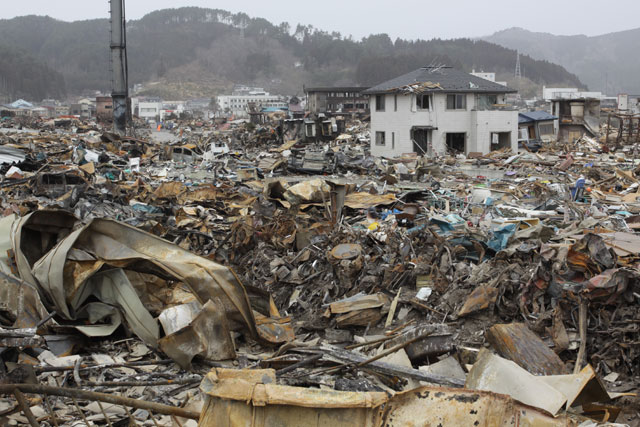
[0,8,584,100]
[0,44,66,102]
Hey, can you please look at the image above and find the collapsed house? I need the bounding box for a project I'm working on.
[518,110,558,149]
[551,97,601,142]
[542,87,603,143]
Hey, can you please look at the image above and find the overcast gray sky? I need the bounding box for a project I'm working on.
[1,0,638,40]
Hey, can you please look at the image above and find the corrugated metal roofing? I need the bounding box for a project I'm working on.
[0,146,26,164]
[7,99,34,109]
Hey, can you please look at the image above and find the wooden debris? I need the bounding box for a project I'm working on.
[486,323,569,375]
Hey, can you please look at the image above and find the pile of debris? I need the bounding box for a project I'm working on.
[0,118,638,426]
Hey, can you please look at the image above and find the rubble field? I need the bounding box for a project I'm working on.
[0,114,638,426]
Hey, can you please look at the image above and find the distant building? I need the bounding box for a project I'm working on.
[545,90,601,142]
[470,71,507,87]
[542,87,603,101]
[75,98,96,118]
[7,99,33,109]
[2,99,33,116]
[288,96,305,118]
[133,98,163,122]
[162,101,186,118]
[70,102,93,118]
[217,88,287,118]
[186,98,211,112]
[55,105,70,116]
[30,106,50,118]
[42,106,57,118]
[96,96,113,121]
[616,93,640,114]
[37,99,68,118]
[304,87,370,115]
[364,66,518,157]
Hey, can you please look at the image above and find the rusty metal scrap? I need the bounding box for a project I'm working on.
[199,367,585,426]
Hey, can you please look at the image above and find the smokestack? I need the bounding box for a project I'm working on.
[110,0,128,134]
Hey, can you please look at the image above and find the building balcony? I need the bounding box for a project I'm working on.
[472,104,517,112]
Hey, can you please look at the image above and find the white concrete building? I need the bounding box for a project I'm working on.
[365,66,518,157]
[137,100,163,122]
[471,71,507,87]
[542,87,603,101]
[217,88,287,118]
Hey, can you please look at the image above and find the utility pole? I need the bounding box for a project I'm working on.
[515,50,522,81]
[110,0,128,134]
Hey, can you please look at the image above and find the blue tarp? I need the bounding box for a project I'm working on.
[487,223,517,252]
[430,214,465,234]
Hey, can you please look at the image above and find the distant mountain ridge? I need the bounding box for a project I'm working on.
[483,27,640,94]
[0,9,584,99]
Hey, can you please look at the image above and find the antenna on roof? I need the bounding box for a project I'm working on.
[427,58,446,73]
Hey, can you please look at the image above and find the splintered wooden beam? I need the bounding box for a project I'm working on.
[486,323,569,376]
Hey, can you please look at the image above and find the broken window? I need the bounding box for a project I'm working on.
[491,132,511,149]
[446,133,465,152]
[375,95,385,112]
[412,127,430,154]
[446,94,466,110]
[416,94,430,110]
[375,131,386,146]
[477,95,498,110]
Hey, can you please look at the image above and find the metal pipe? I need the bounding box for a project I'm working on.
[13,388,39,427]
[0,384,200,420]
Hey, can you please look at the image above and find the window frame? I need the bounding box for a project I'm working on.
[446,94,467,110]
[538,123,554,136]
[477,94,498,110]
[416,94,430,110]
[375,131,386,146]
[375,94,386,112]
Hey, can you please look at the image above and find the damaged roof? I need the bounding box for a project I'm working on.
[364,66,517,95]
[519,111,557,124]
